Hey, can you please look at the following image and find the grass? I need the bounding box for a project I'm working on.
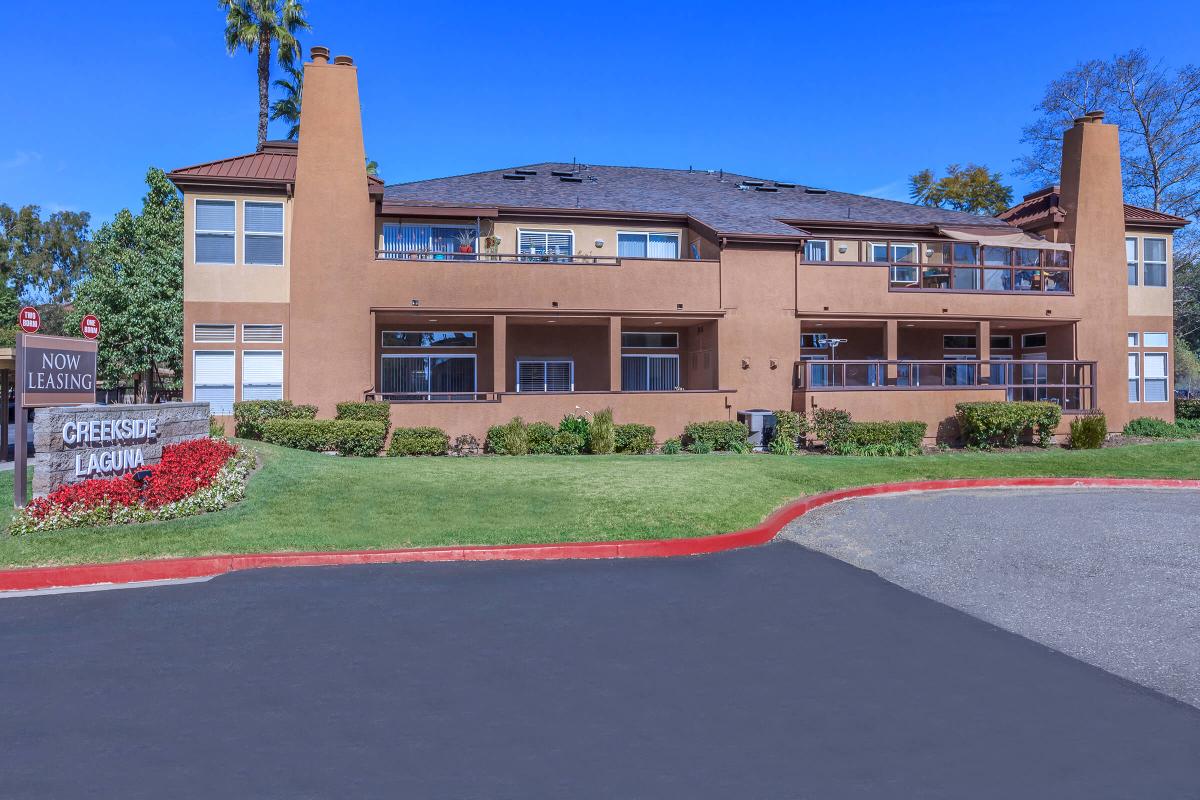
[1,439,1199,568]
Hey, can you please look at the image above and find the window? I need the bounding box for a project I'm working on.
[868,242,890,263]
[982,246,1011,266]
[621,354,679,391]
[803,240,829,262]
[242,324,284,343]
[381,223,477,258]
[1144,352,1168,402]
[381,331,476,348]
[922,266,951,289]
[518,229,574,260]
[617,232,679,259]
[516,359,574,392]
[1128,352,1140,402]
[1126,237,1139,286]
[244,201,284,265]
[1127,332,1140,347]
[943,335,977,350]
[380,354,476,399]
[890,266,919,287]
[242,350,283,401]
[622,332,678,349]
[1021,332,1047,349]
[1144,331,1169,348]
[990,335,1013,350]
[892,243,918,263]
[195,200,235,264]
[943,355,977,386]
[1143,238,1168,286]
[193,350,235,415]
[193,323,235,343]
[801,334,826,349]
[953,267,981,290]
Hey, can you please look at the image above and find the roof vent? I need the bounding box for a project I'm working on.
[774,182,796,188]
[514,169,538,176]
[501,173,527,181]
[804,188,828,195]
[742,180,765,187]
[550,170,573,177]
[754,186,779,192]
[559,176,583,183]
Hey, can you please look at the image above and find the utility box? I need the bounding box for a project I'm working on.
[737,409,777,452]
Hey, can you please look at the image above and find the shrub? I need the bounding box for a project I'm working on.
[261,419,387,457]
[810,407,853,448]
[660,437,682,455]
[1069,413,1107,449]
[551,430,585,455]
[209,415,227,438]
[449,433,481,456]
[683,420,749,452]
[769,410,805,455]
[689,438,713,454]
[558,414,591,442]
[827,420,927,456]
[615,423,656,454]
[955,401,1062,448]
[335,401,392,433]
[526,422,557,455]
[1176,398,1200,420]
[1179,418,1200,434]
[589,408,616,454]
[233,400,317,440]
[387,426,449,456]
[1123,416,1189,438]
[486,417,529,455]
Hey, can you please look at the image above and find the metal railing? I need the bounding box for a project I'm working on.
[375,250,621,266]
[365,391,498,403]
[795,359,1097,411]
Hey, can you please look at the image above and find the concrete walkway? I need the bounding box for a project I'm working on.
[782,486,1200,708]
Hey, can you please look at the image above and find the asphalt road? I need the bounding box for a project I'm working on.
[783,487,1200,708]
[3,544,1200,799]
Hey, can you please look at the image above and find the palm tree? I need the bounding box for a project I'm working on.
[220,0,310,149]
[270,60,303,140]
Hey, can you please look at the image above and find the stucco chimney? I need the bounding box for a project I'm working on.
[309,45,329,64]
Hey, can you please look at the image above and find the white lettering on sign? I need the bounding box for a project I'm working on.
[61,418,157,447]
[75,448,146,478]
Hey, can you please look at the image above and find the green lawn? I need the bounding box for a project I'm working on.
[1,439,1198,568]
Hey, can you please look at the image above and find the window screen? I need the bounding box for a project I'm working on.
[193,350,235,414]
[195,200,235,264]
[244,202,284,265]
[516,360,574,392]
[242,351,283,401]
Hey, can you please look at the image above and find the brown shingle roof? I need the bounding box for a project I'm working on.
[169,141,383,189]
[999,186,1190,229]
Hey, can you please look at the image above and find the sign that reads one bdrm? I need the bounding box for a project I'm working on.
[20,334,99,407]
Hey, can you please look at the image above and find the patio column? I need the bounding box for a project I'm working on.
[492,314,507,394]
[885,320,899,381]
[0,369,8,462]
[608,316,622,391]
[976,320,991,381]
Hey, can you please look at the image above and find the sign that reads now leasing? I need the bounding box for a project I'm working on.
[20,334,99,407]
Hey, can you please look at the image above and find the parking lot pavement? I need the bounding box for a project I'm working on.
[3,540,1200,798]
[782,486,1200,708]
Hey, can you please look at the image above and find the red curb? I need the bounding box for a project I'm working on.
[2,477,1196,592]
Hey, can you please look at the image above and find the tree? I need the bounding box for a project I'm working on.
[67,168,183,401]
[270,59,303,140]
[909,164,1014,216]
[1018,49,1200,217]
[0,203,90,302]
[1177,338,1200,394]
[220,0,310,149]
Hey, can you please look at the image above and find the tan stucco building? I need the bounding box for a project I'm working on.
[170,48,1186,442]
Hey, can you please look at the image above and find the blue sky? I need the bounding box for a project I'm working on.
[3,0,1199,226]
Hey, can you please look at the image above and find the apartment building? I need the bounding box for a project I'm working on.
[169,47,1187,441]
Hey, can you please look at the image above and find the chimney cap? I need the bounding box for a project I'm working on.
[1085,110,1105,120]
[334,55,354,66]
[310,45,330,64]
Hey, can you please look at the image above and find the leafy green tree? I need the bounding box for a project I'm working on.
[220,0,310,149]
[909,164,1014,216]
[270,59,303,140]
[0,203,90,302]
[67,168,183,400]
[1177,338,1200,393]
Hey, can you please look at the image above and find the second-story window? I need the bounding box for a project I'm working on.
[244,201,284,266]
[1143,238,1168,286]
[195,200,235,264]
[875,242,917,286]
[518,229,574,260]
[803,240,829,262]
[1126,237,1139,286]
[617,232,679,259]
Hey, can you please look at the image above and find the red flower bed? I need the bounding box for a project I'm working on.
[26,438,238,521]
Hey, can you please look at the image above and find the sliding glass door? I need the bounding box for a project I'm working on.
[381,355,476,400]
[621,354,680,391]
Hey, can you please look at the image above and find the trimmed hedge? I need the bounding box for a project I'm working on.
[1177,399,1200,420]
[233,400,317,440]
[1123,416,1200,438]
[387,426,449,456]
[810,408,852,447]
[827,420,926,456]
[683,420,750,452]
[262,419,387,457]
[615,423,656,454]
[526,422,557,455]
[486,417,529,455]
[336,401,392,432]
[956,401,1062,448]
[1069,413,1107,449]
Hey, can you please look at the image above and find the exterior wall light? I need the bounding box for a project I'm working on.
[594,239,604,248]
[837,244,848,254]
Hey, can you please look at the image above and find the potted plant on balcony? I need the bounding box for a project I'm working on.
[483,234,501,261]
[456,230,476,255]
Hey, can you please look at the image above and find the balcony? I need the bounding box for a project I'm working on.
[376,250,619,266]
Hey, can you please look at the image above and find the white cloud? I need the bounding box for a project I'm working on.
[1,150,42,170]
[858,178,910,202]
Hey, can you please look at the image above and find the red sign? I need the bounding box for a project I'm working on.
[80,314,101,340]
[18,306,40,334]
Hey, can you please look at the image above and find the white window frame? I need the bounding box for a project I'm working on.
[1126,237,1139,286]
[193,323,236,343]
[381,222,478,257]
[803,240,830,262]
[515,359,575,393]
[243,200,285,266]
[621,354,680,392]
[1143,331,1169,348]
[194,198,236,265]
[379,353,477,399]
[616,231,681,260]
[241,323,285,344]
[1127,332,1140,347]
[891,242,919,264]
[1128,352,1141,402]
[241,350,284,401]
[1143,352,1169,403]
[517,228,575,260]
[621,331,679,349]
[868,242,890,263]
[192,349,236,415]
[1143,237,1168,287]
[1021,332,1048,349]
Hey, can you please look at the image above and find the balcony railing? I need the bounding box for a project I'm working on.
[795,359,1097,411]
[366,391,499,403]
[376,250,621,266]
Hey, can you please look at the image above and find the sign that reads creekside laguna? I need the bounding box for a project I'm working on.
[20,333,99,407]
